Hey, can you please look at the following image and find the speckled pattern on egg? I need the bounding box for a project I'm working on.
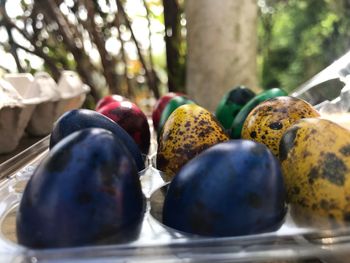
[279,118,350,227]
[157,104,229,181]
[241,96,320,156]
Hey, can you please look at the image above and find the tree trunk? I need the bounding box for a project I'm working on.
[185,0,259,112]
[163,0,185,93]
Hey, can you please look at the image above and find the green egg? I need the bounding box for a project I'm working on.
[215,86,255,130]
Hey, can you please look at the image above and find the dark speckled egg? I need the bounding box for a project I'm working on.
[17,128,144,248]
[157,104,229,181]
[241,96,320,156]
[280,118,350,227]
[157,96,195,135]
[152,92,184,131]
[163,140,286,237]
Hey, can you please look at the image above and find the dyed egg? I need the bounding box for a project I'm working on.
[152,92,184,131]
[241,96,320,156]
[95,94,127,111]
[98,101,150,155]
[157,96,195,135]
[215,86,255,130]
[50,109,145,171]
[279,118,350,227]
[163,140,286,236]
[230,88,287,139]
[157,104,229,181]
[17,128,144,248]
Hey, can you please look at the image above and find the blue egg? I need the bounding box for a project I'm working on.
[17,128,144,248]
[163,140,286,236]
[50,109,145,171]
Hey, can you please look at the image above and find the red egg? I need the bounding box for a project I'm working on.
[152,92,184,130]
[96,94,127,111]
[98,101,150,155]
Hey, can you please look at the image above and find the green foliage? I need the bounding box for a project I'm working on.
[258,0,350,93]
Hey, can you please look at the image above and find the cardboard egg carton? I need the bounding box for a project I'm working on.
[0,71,90,154]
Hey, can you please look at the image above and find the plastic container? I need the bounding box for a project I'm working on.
[2,56,350,262]
[1,126,350,263]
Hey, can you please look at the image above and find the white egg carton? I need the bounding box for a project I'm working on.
[0,136,350,262]
[0,71,90,154]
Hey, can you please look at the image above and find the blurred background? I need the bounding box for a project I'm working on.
[0,0,349,111]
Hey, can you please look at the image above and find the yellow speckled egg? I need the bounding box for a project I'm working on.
[156,104,229,181]
[241,96,320,156]
[280,118,350,227]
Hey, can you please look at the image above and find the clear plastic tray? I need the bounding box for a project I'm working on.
[1,135,350,263]
[3,54,350,262]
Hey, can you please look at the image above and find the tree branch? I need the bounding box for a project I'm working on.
[116,0,159,98]
[37,0,79,52]
[0,63,10,73]
[12,41,61,80]
[114,12,134,97]
[5,25,25,72]
[0,6,61,79]
[142,0,154,69]
[85,0,119,94]
[37,0,100,100]
[0,0,24,72]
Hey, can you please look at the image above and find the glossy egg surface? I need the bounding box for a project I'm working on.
[95,94,127,111]
[241,96,320,156]
[157,104,229,181]
[152,92,183,131]
[17,128,144,248]
[98,101,150,155]
[215,86,255,130]
[280,118,350,226]
[163,140,286,236]
[230,88,287,139]
[50,109,145,171]
[157,96,195,135]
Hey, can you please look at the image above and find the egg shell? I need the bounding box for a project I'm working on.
[163,140,286,237]
[95,95,128,111]
[97,101,151,155]
[152,92,184,131]
[50,109,145,171]
[241,96,320,156]
[279,118,350,227]
[157,104,229,181]
[215,86,255,130]
[157,96,195,135]
[16,128,144,248]
[230,88,287,139]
